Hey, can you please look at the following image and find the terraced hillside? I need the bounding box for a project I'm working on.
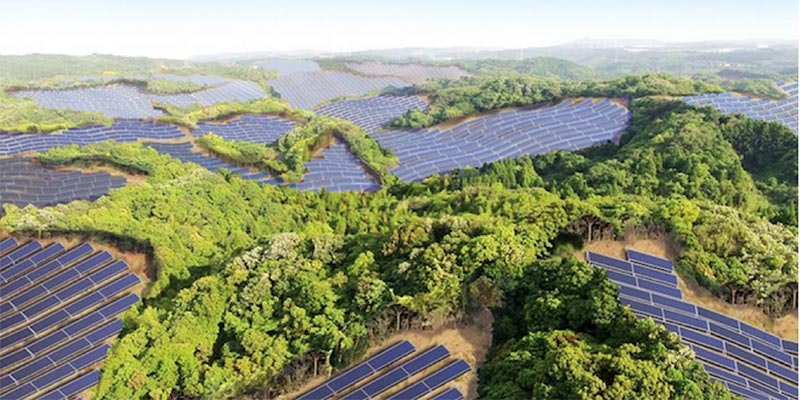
[683,81,798,133]
[588,250,799,400]
[375,98,630,182]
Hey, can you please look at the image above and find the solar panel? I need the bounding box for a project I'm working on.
[625,249,674,272]
[0,241,43,270]
[0,238,18,255]
[341,345,450,400]
[39,369,100,399]
[430,388,464,400]
[379,99,630,183]
[386,359,470,400]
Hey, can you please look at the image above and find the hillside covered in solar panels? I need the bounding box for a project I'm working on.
[0,53,798,400]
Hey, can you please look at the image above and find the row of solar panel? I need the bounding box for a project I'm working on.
[293,143,380,193]
[628,299,798,400]
[0,120,183,157]
[298,342,469,400]
[587,251,798,357]
[682,82,798,133]
[143,142,277,185]
[0,238,140,400]
[345,62,472,85]
[268,71,409,109]
[14,78,265,119]
[587,249,798,400]
[375,99,630,182]
[341,345,456,400]
[194,114,296,144]
[1,158,126,209]
[315,95,429,134]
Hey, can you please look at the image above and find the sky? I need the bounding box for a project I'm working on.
[0,0,796,58]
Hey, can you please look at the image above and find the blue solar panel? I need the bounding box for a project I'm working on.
[703,363,748,387]
[663,309,708,331]
[697,308,740,330]
[724,341,767,368]
[691,344,736,370]
[586,252,634,273]
[402,345,450,375]
[430,388,464,400]
[682,82,798,133]
[626,249,674,272]
[736,361,779,390]
[783,340,798,355]
[651,294,696,315]
[297,340,415,400]
[637,278,682,299]
[0,241,43,270]
[724,380,771,400]
[367,340,416,370]
[710,324,750,348]
[40,369,100,399]
[617,284,651,302]
[296,384,335,400]
[632,263,678,286]
[422,359,471,390]
[751,339,794,367]
[387,359,470,400]
[0,238,18,255]
[342,345,450,400]
[678,326,723,350]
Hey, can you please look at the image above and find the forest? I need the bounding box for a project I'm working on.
[0,54,797,399]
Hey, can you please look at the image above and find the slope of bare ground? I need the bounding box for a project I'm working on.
[578,237,798,341]
[283,308,493,400]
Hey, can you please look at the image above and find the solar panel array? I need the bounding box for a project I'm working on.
[0,119,184,157]
[345,62,473,85]
[315,95,430,134]
[143,142,279,185]
[0,158,125,209]
[147,79,265,108]
[682,81,799,133]
[430,387,465,400]
[194,114,296,144]
[14,75,266,118]
[374,98,630,182]
[0,238,140,400]
[586,250,799,400]
[268,71,409,110]
[257,59,322,75]
[297,342,470,400]
[290,141,381,192]
[12,85,164,119]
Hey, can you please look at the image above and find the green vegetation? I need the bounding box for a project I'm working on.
[156,97,313,128]
[405,97,798,316]
[1,67,796,400]
[458,57,600,80]
[0,93,113,133]
[392,73,721,128]
[144,77,207,94]
[480,257,734,400]
[199,115,397,184]
[0,54,280,134]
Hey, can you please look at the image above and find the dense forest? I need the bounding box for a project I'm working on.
[0,54,797,399]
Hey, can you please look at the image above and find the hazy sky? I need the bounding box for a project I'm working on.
[1,0,796,58]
